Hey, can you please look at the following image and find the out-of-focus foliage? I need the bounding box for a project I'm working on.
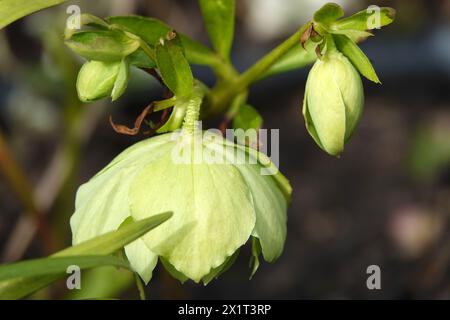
[408,116,450,183]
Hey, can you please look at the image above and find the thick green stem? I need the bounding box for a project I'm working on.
[182,83,207,133]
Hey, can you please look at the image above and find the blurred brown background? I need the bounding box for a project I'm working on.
[1,0,450,299]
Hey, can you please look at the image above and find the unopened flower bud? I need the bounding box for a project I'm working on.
[303,50,364,156]
[76,59,129,102]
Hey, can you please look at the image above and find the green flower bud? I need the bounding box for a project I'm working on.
[76,59,129,102]
[70,130,291,284]
[302,50,364,156]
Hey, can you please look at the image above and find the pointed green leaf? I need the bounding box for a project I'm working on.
[155,35,193,97]
[332,7,395,31]
[65,30,140,62]
[198,0,235,60]
[106,16,218,66]
[0,212,172,299]
[313,3,344,25]
[331,28,374,42]
[60,211,172,256]
[0,0,67,29]
[106,16,171,47]
[0,256,129,282]
[65,14,109,39]
[80,13,109,29]
[333,34,380,83]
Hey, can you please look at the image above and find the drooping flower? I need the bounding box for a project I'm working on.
[71,96,291,283]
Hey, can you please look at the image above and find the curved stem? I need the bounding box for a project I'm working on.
[236,22,311,89]
[206,22,312,116]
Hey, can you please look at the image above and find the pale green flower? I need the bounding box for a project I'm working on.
[70,130,291,284]
[303,50,364,156]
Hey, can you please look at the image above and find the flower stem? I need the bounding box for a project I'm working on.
[182,83,206,133]
[134,273,146,300]
[206,22,312,116]
[236,22,311,89]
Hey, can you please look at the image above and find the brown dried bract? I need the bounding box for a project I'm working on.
[109,104,154,136]
[301,23,314,49]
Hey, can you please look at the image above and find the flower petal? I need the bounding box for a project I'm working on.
[208,136,289,262]
[125,238,158,284]
[129,143,256,282]
[71,134,174,244]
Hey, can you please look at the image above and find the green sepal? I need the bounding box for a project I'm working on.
[66,30,140,62]
[111,58,130,101]
[333,34,380,83]
[313,3,344,26]
[332,7,396,31]
[249,237,262,279]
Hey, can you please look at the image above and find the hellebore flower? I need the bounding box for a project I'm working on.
[70,124,291,284]
[302,48,364,156]
[76,59,129,102]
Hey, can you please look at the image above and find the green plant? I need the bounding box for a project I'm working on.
[0,1,395,299]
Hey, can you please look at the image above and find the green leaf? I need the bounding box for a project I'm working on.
[0,212,172,299]
[179,34,218,66]
[106,16,171,47]
[65,14,109,39]
[80,13,109,29]
[198,0,235,59]
[313,3,344,25]
[332,7,396,31]
[106,16,218,66]
[58,212,172,256]
[155,35,194,97]
[128,49,157,69]
[65,30,140,62]
[333,34,380,83]
[261,45,316,78]
[232,104,263,131]
[111,59,130,101]
[0,0,67,29]
[330,29,373,43]
[0,256,129,282]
